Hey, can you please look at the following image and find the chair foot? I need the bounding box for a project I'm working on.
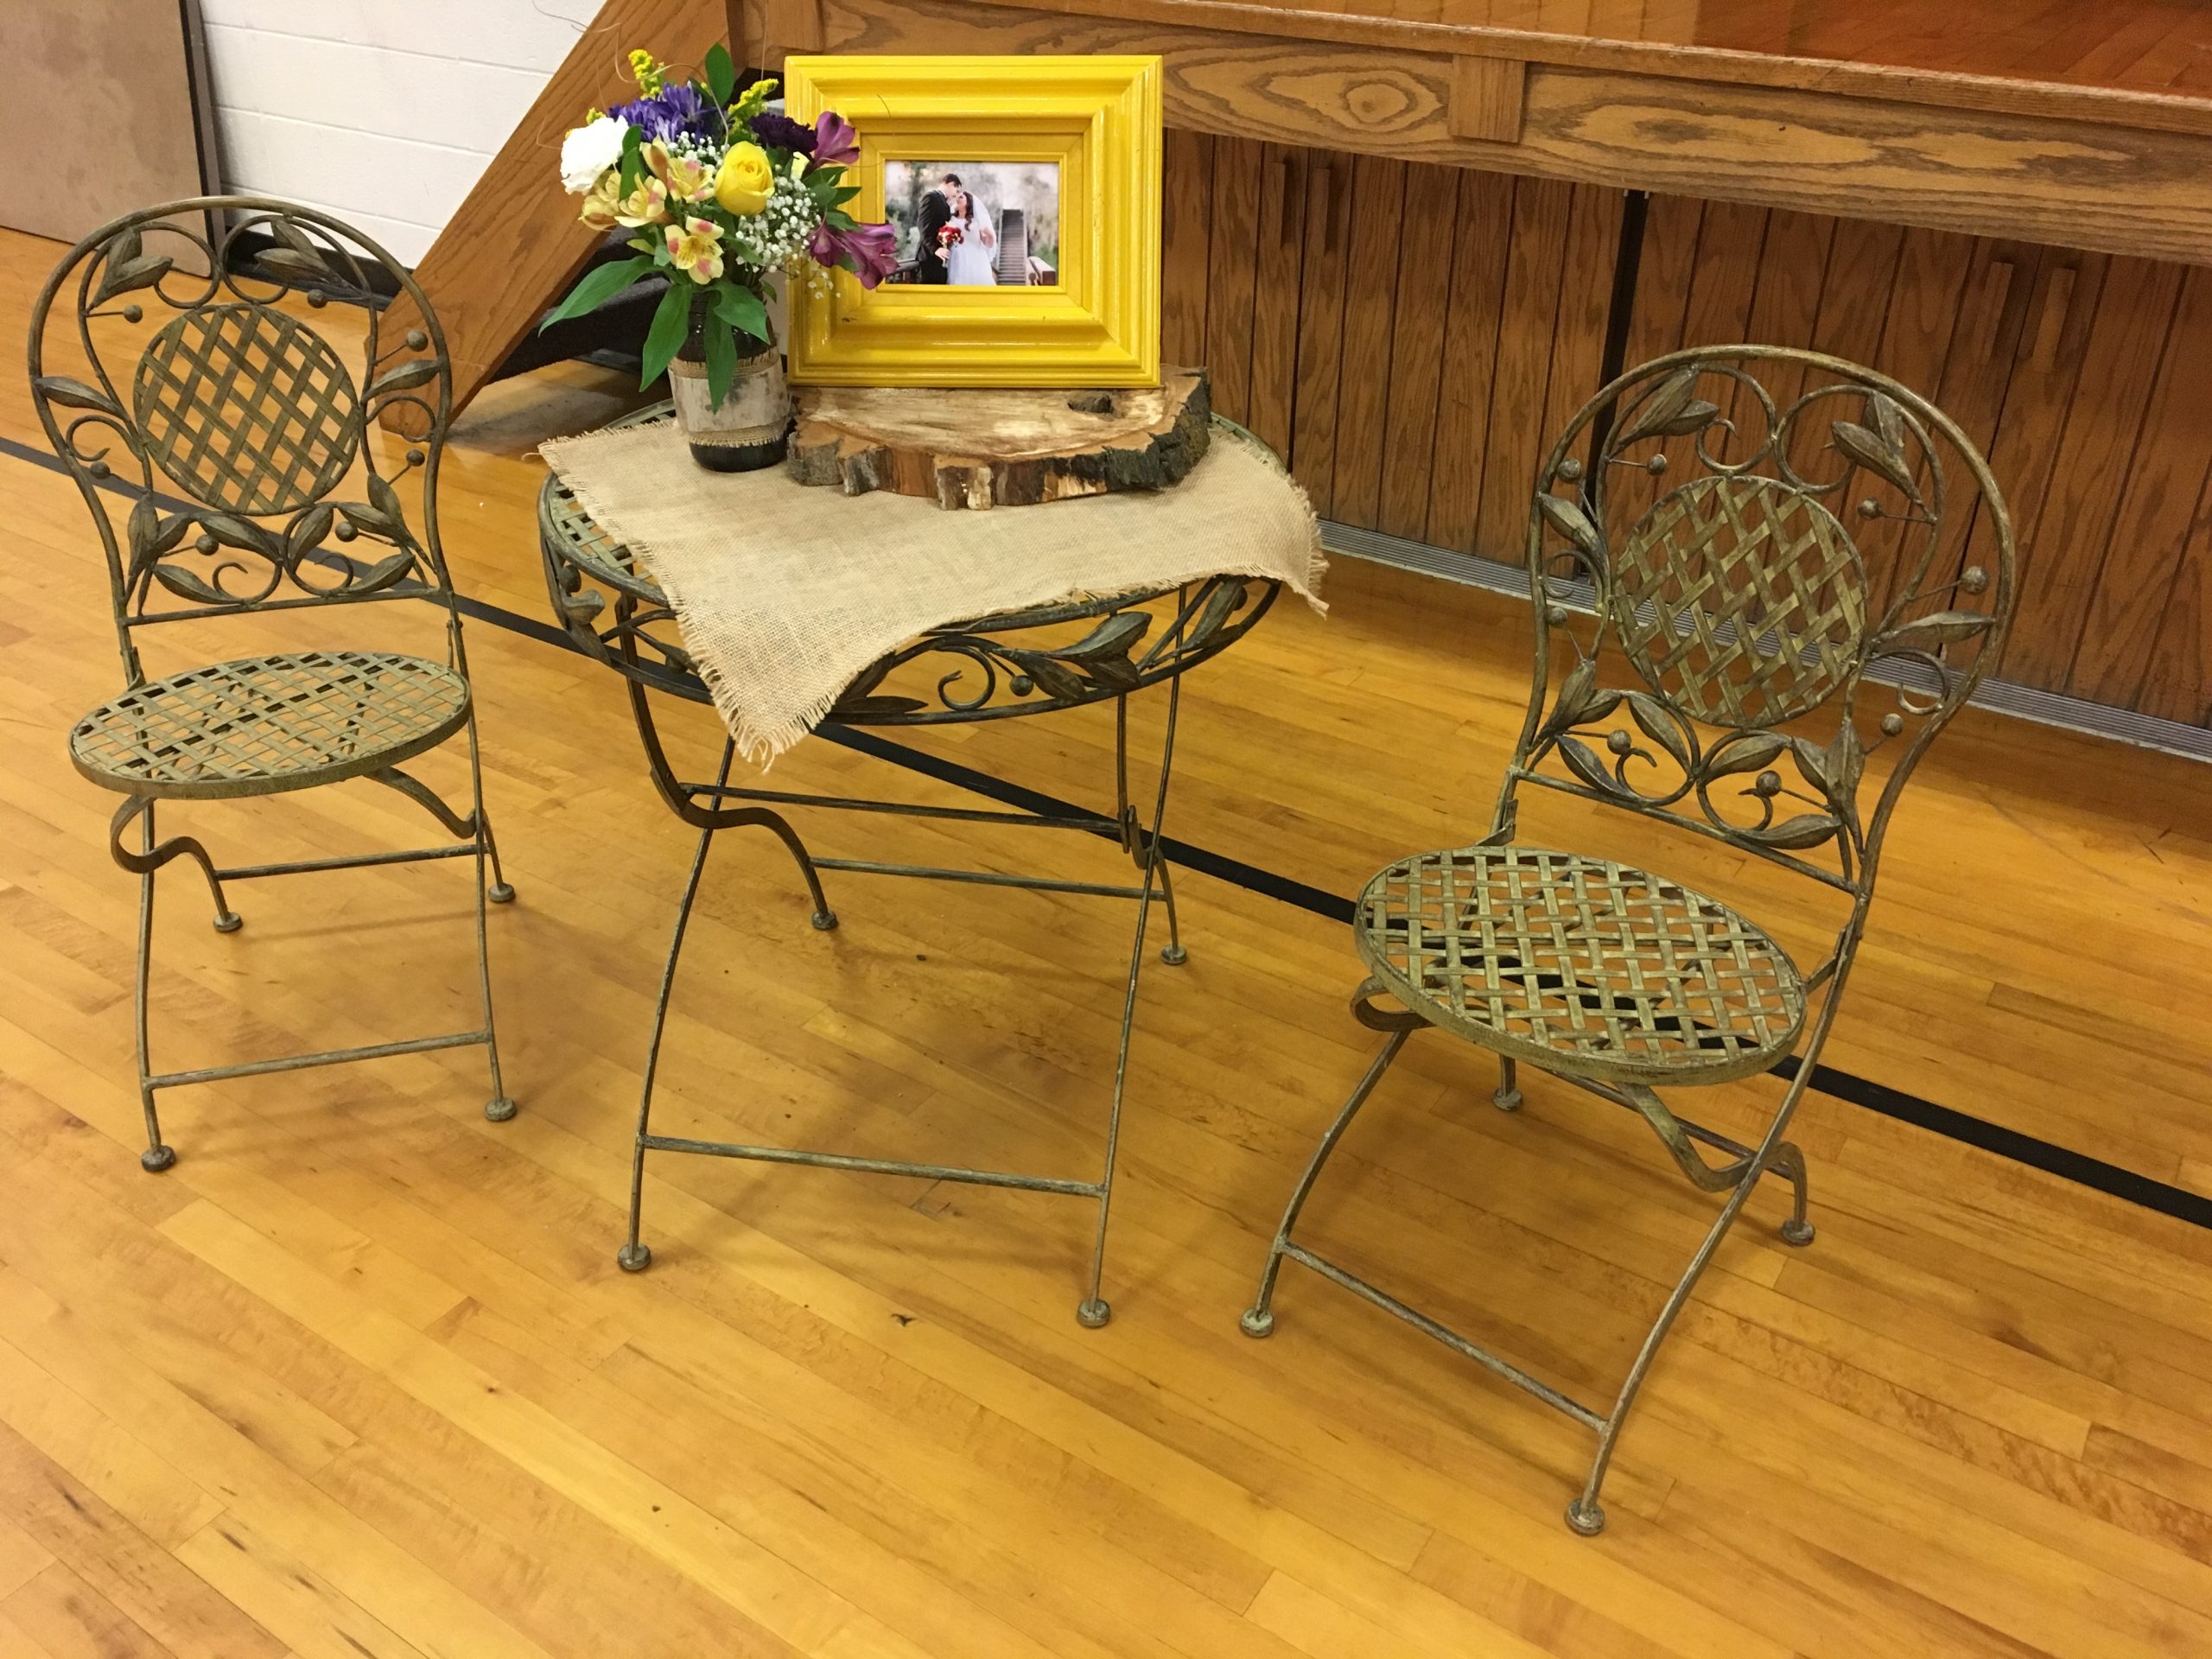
[1076,1297,1112,1329]
[140,1144,176,1173]
[1780,1217,1816,1247]
[213,910,243,933]
[1160,943,1188,966]
[1240,1306,1274,1338]
[1566,1497,1606,1536]
[488,881,516,905]
[617,1243,652,1273]
[810,909,838,931]
[484,1096,518,1122]
[1492,1084,1522,1112]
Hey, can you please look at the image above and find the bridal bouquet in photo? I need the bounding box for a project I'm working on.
[543,45,896,410]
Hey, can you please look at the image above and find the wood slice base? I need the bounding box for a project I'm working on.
[786,369,1211,509]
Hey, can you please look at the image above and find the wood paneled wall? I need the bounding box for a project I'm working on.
[1162,128,2212,729]
[1162,132,1618,563]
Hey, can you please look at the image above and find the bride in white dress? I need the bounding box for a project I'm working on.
[945,188,999,286]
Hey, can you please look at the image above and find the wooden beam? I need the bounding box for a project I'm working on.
[380,0,748,429]
[810,0,2212,267]
[1447,55,1526,144]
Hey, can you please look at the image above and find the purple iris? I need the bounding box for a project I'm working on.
[607,80,718,143]
[807,219,900,289]
[749,111,816,155]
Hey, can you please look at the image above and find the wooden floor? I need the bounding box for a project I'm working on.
[6,225,2212,1658]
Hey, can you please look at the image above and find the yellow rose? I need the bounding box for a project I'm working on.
[714,142,774,217]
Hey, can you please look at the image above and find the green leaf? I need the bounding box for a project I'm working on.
[639,280,694,390]
[617,124,646,195]
[539,255,654,331]
[712,283,767,347]
[703,313,736,407]
[824,207,858,232]
[703,43,736,106]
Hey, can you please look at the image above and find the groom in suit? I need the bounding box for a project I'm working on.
[915,173,960,285]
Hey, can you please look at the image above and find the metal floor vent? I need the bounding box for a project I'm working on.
[1320,519,2212,765]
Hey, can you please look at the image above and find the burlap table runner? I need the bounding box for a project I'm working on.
[539,416,1325,765]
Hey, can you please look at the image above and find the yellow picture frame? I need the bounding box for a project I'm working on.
[782,55,1162,388]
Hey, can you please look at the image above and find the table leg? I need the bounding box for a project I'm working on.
[1078,677,1185,1326]
[620,739,736,1274]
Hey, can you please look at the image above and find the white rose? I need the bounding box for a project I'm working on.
[560,118,629,194]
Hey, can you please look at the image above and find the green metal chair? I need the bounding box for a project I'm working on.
[27,196,516,1172]
[1241,346,2017,1534]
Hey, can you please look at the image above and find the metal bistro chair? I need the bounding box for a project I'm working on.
[1241,347,2017,1534]
[27,197,516,1171]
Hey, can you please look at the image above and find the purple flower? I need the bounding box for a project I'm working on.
[607,81,717,143]
[812,111,860,167]
[808,219,899,289]
[749,111,816,155]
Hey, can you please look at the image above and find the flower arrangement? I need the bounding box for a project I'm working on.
[541,46,896,408]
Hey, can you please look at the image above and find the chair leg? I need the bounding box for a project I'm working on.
[1767,1140,1815,1245]
[133,804,175,1173]
[1154,852,1185,967]
[1567,1151,1770,1535]
[110,796,239,933]
[482,809,515,906]
[467,713,515,905]
[1493,1055,1522,1112]
[466,728,517,1124]
[1242,1027,1412,1338]
[620,762,731,1274]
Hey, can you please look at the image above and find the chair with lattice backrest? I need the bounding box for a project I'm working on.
[1240,346,2017,1534]
[27,196,518,1172]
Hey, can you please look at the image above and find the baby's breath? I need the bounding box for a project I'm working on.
[722,173,817,271]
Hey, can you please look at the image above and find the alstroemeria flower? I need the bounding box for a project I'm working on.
[807,219,899,289]
[643,140,715,204]
[811,111,860,167]
[664,215,725,283]
[580,171,668,232]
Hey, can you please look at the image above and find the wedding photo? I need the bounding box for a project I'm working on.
[882,159,1060,286]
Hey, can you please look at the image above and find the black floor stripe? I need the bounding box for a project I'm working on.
[10,436,2206,1232]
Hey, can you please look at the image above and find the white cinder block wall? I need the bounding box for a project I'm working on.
[199,1,605,264]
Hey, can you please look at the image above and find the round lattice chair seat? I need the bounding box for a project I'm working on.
[70,651,470,800]
[1355,844,1806,1085]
